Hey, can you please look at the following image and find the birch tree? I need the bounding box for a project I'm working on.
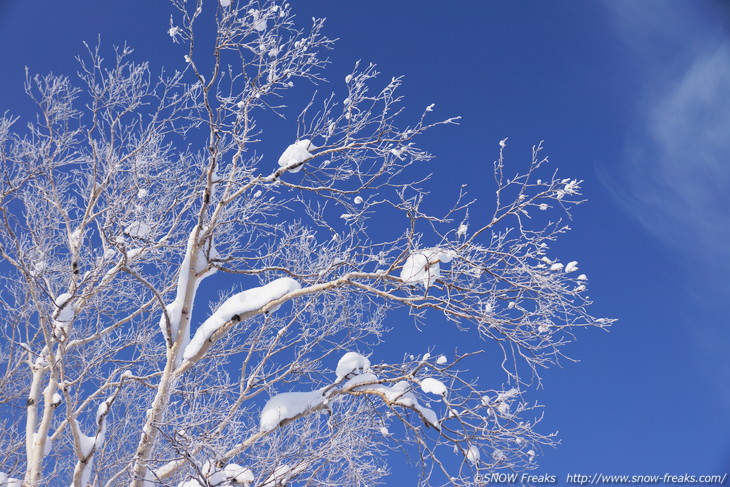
[0,1,612,486]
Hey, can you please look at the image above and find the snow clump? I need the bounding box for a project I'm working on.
[400,248,456,288]
[278,139,316,173]
[465,444,480,464]
[54,293,75,323]
[336,352,371,380]
[260,389,326,432]
[124,221,151,239]
[248,9,268,32]
[0,474,22,487]
[420,377,447,396]
[549,262,564,272]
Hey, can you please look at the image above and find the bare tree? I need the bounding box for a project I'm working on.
[0,1,612,486]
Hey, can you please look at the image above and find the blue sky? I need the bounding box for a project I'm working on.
[1,0,728,482]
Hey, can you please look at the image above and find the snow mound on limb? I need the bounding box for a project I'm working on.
[336,352,371,380]
[184,277,300,361]
[465,443,480,464]
[400,248,456,288]
[278,139,316,173]
[124,221,151,238]
[260,388,327,432]
[261,464,306,487]
[0,474,22,487]
[54,293,75,322]
[420,377,447,396]
[224,464,254,485]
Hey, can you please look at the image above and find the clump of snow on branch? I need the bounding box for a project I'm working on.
[278,139,315,173]
[225,464,254,485]
[248,9,268,32]
[400,248,456,288]
[0,473,22,487]
[52,292,75,341]
[177,462,254,487]
[54,293,75,322]
[260,388,327,432]
[261,465,305,487]
[420,377,447,396]
[124,221,152,238]
[466,444,481,464]
[487,388,520,417]
[336,351,371,380]
[71,398,111,487]
[184,277,301,361]
[259,352,443,436]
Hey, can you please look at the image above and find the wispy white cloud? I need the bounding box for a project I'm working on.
[603,0,730,269]
[603,1,730,410]
[619,43,730,263]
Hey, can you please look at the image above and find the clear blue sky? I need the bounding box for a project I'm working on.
[1,0,728,482]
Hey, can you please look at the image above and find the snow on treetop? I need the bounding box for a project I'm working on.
[399,248,456,289]
[336,351,371,380]
[259,388,326,432]
[564,261,579,273]
[183,277,301,361]
[278,139,316,173]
